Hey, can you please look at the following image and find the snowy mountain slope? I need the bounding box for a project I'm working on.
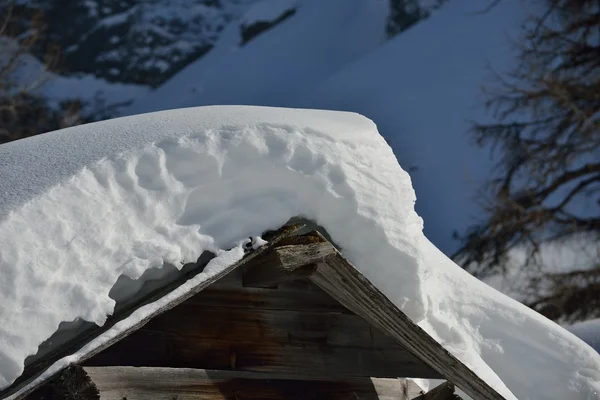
[127,0,390,114]
[0,37,147,119]
[6,0,258,86]
[294,0,526,253]
[5,0,435,88]
[128,0,526,254]
[0,106,599,400]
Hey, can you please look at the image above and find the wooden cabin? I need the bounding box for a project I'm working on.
[1,224,507,400]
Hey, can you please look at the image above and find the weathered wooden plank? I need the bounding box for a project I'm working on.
[190,267,350,313]
[3,225,305,400]
[412,381,456,400]
[243,261,317,288]
[309,245,506,400]
[85,328,437,379]
[85,263,440,380]
[190,284,350,313]
[242,242,336,288]
[275,242,337,271]
[84,367,424,400]
[9,227,499,400]
[130,303,401,349]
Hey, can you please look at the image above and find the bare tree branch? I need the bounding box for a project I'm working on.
[455,0,600,322]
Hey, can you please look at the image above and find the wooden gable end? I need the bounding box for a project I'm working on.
[12,226,504,400]
[83,267,441,380]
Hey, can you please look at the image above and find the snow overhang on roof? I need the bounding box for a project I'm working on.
[0,106,599,400]
[1,224,502,399]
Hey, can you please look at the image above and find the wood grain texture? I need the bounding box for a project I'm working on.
[309,242,506,400]
[84,367,424,400]
[10,227,504,400]
[5,226,304,400]
[188,279,350,314]
[274,242,336,271]
[85,297,440,379]
[242,242,336,288]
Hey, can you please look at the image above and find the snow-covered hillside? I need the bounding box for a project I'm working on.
[5,0,529,251]
[0,37,147,121]
[128,0,391,114]
[128,0,526,254]
[6,0,435,87]
[0,106,599,400]
[298,0,525,253]
[6,0,258,86]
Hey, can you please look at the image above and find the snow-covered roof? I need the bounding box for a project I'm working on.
[0,106,599,400]
[124,0,525,255]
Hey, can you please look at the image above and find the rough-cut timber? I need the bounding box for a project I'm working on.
[3,226,305,400]
[7,226,507,400]
[84,366,424,400]
[242,241,336,287]
[413,381,457,400]
[309,232,506,400]
[84,279,440,379]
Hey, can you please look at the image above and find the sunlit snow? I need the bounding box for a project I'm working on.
[0,107,599,400]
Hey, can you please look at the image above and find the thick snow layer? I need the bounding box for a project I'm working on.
[295,0,528,253]
[127,0,529,255]
[0,107,599,400]
[240,0,297,26]
[570,319,600,353]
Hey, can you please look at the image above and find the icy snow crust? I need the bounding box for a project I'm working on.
[0,107,599,400]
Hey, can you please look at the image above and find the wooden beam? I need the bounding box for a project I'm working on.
[83,366,424,400]
[7,227,505,400]
[2,225,305,400]
[84,300,441,379]
[188,270,352,313]
[412,381,457,400]
[308,235,506,400]
[242,241,336,288]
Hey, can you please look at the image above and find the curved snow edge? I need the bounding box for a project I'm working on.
[0,106,598,400]
[0,106,425,393]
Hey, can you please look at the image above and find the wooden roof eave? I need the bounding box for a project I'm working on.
[305,232,507,400]
[0,225,304,400]
[1,224,507,400]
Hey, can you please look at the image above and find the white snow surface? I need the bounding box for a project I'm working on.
[0,106,599,400]
[240,0,297,26]
[0,37,147,114]
[128,0,388,115]
[126,0,527,254]
[570,319,600,354]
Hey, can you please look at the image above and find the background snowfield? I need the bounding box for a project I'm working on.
[298,0,525,254]
[0,106,599,400]
[127,0,389,115]
[126,0,526,254]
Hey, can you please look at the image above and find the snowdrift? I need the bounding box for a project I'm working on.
[0,106,599,400]
[127,0,528,254]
